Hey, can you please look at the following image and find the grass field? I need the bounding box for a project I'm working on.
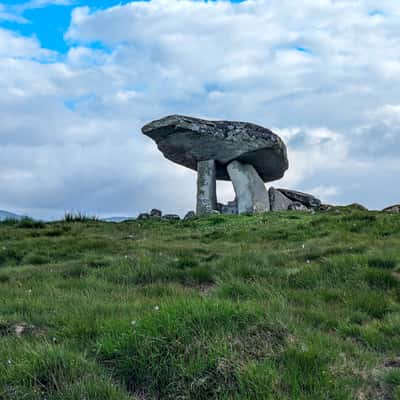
[0,208,400,399]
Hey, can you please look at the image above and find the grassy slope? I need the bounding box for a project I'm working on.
[0,210,400,399]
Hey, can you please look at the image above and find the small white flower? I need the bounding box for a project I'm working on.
[302,244,305,249]
[7,359,12,365]
[28,289,32,294]
[306,260,310,264]
[124,255,128,259]
[131,320,137,326]
[52,337,57,342]
[154,306,160,311]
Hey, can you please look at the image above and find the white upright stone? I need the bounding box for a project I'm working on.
[227,160,270,214]
[196,160,217,215]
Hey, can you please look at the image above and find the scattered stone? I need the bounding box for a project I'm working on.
[218,199,238,215]
[142,115,288,215]
[137,213,150,220]
[382,204,400,213]
[184,211,196,220]
[277,188,321,208]
[150,208,162,218]
[319,204,333,212]
[162,214,180,221]
[0,321,41,337]
[269,187,293,211]
[288,202,309,212]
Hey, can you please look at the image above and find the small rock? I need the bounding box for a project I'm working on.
[319,204,333,212]
[382,204,400,213]
[137,213,150,220]
[184,211,196,220]
[288,202,309,212]
[150,209,162,218]
[162,214,180,221]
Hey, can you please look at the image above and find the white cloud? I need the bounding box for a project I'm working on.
[1,0,400,217]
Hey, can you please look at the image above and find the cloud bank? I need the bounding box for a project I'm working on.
[0,0,399,218]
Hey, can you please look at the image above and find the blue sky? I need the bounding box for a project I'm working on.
[0,0,399,219]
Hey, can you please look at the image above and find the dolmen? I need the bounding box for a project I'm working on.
[142,115,289,215]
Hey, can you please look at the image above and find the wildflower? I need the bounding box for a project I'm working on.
[7,359,12,365]
[154,305,160,311]
[28,289,32,294]
[52,337,57,343]
[302,244,305,249]
[306,260,310,264]
[131,320,137,326]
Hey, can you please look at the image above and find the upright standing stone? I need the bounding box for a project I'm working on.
[196,160,217,215]
[227,160,270,214]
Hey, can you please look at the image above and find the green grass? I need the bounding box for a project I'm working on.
[0,209,400,399]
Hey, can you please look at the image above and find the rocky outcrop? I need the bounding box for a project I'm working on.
[150,209,162,218]
[383,204,400,213]
[277,188,321,208]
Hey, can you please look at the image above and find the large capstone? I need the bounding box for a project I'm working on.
[142,115,288,181]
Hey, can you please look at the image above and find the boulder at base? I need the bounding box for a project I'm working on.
[269,187,293,211]
[383,204,400,213]
[277,188,321,208]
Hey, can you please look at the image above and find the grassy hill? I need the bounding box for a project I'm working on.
[0,209,400,399]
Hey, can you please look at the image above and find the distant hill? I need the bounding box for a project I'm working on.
[101,216,133,222]
[0,210,23,221]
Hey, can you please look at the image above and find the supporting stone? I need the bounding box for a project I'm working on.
[196,159,217,215]
[227,160,270,214]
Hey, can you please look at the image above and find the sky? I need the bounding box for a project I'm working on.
[0,0,399,219]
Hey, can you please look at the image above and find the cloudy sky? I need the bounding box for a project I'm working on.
[0,0,399,219]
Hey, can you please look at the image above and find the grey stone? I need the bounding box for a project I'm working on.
[218,199,238,215]
[162,214,180,221]
[137,213,150,220]
[184,211,196,220]
[227,160,270,214]
[277,188,321,208]
[269,187,292,211]
[319,204,333,212]
[196,159,217,215]
[288,202,309,212]
[150,209,162,218]
[142,115,288,182]
[382,204,400,213]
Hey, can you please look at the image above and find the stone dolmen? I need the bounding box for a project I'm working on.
[142,115,289,215]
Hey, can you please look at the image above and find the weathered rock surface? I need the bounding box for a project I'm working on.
[150,209,162,218]
[269,187,292,211]
[383,204,400,213]
[142,115,288,182]
[196,159,217,215]
[288,202,309,212]
[227,160,270,214]
[277,188,321,208]
[184,211,196,220]
[163,214,180,221]
[218,199,238,215]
